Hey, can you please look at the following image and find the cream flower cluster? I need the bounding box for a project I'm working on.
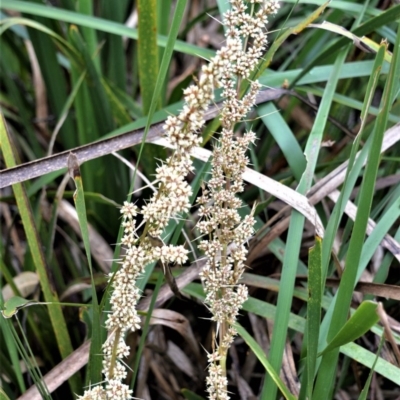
[79,199,190,399]
[78,0,279,398]
[196,1,280,399]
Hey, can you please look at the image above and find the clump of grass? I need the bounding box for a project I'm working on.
[0,0,399,399]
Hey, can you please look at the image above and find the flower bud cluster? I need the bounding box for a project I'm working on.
[196,1,279,398]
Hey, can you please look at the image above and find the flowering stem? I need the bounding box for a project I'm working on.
[78,2,280,399]
[197,1,280,398]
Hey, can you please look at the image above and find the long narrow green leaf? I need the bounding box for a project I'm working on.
[0,294,25,393]
[134,0,187,173]
[340,342,400,386]
[312,43,389,375]
[319,301,379,356]
[67,24,126,231]
[358,334,385,400]
[236,324,297,400]
[290,3,400,87]
[295,87,399,124]
[259,102,306,182]
[320,40,387,284]
[76,0,100,73]
[313,26,400,398]
[69,153,102,385]
[11,318,50,399]
[99,0,129,90]
[156,0,172,105]
[260,60,390,87]
[138,0,159,115]
[356,193,400,282]
[0,114,80,394]
[0,387,12,400]
[306,235,322,398]
[262,44,348,400]
[68,26,114,134]
[136,0,163,174]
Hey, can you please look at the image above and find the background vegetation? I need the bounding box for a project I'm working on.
[0,0,399,399]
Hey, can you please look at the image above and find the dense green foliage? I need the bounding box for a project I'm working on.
[1,0,399,399]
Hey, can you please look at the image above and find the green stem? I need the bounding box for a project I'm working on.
[108,328,121,379]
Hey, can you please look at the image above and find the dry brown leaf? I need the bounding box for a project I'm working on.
[281,340,300,397]
[18,341,90,400]
[308,123,400,200]
[149,309,201,361]
[166,340,197,380]
[24,40,48,135]
[59,283,92,301]
[136,347,152,399]
[2,271,39,301]
[244,314,267,382]
[377,303,400,366]
[235,373,256,400]
[149,355,177,400]
[0,203,24,265]
[328,190,400,262]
